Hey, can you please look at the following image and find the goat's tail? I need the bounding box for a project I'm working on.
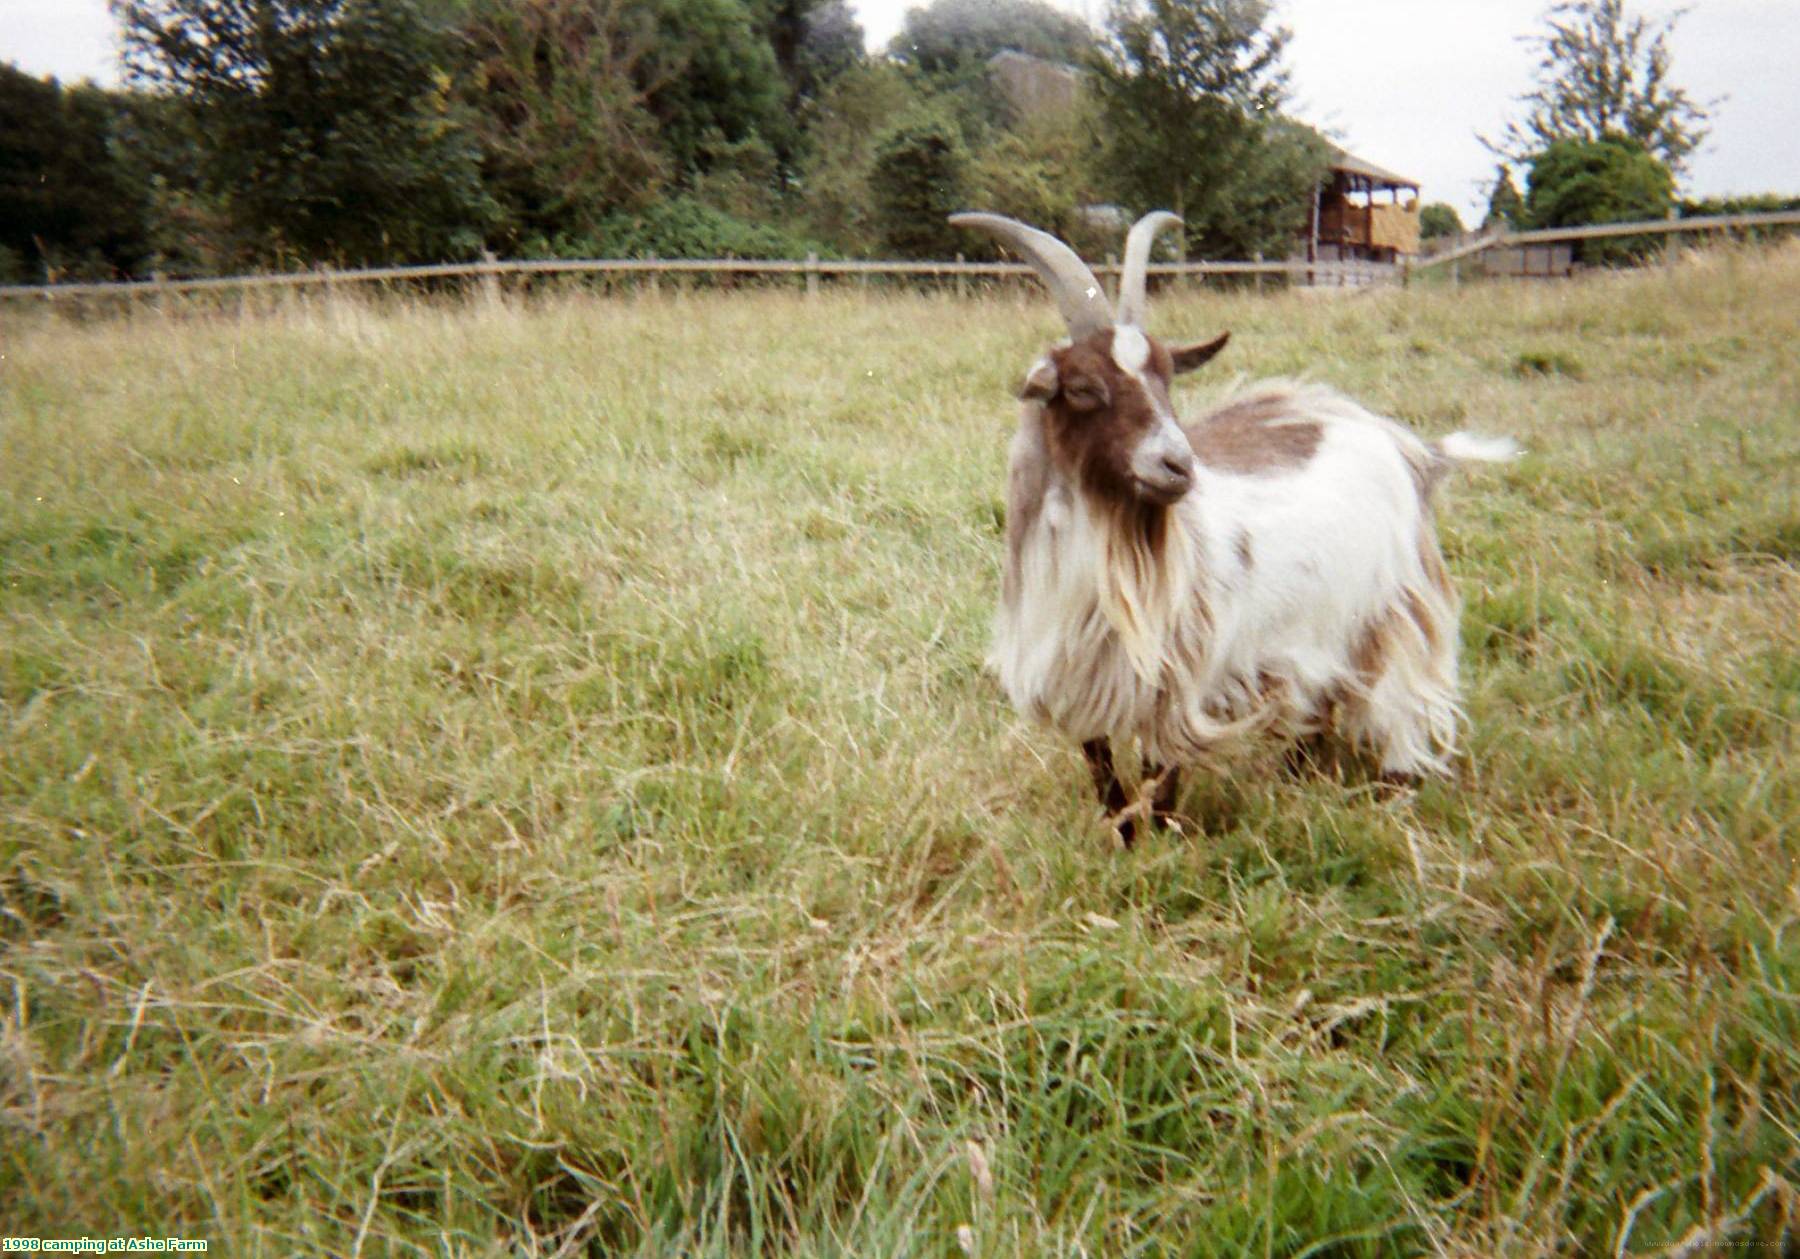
[1433,432,1522,465]
[1415,431,1520,497]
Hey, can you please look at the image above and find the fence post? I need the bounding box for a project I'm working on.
[1253,252,1263,295]
[647,255,659,298]
[150,270,167,317]
[1664,207,1680,269]
[806,250,819,299]
[955,253,967,299]
[480,250,500,306]
[1449,256,1460,287]
[1104,252,1117,302]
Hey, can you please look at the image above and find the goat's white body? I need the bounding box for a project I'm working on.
[992,382,1473,774]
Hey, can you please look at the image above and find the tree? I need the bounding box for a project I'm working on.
[451,0,799,251]
[967,96,1107,254]
[645,0,791,178]
[793,0,864,101]
[1418,202,1464,240]
[1523,133,1673,262]
[869,110,971,258]
[1485,0,1713,177]
[115,0,495,266]
[456,0,674,253]
[793,61,925,252]
[1089,0,1330,259]
[889,0,1094,76]
[748,0,860,116]
[1483,165,1524,229]
[108,87,238,275]
[0,65,151,281]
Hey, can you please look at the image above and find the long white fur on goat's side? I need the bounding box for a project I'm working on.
[991,380,1508,774]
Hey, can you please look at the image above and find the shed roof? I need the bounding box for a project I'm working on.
[1328,146,1419,191]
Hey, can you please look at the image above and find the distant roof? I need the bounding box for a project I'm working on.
[1328,146,1419,190]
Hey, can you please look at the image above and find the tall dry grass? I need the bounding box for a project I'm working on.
[2,246,1797,1255]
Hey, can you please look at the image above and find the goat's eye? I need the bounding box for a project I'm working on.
[1064,382,1108,411]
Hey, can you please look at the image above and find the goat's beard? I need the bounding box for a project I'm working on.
[1094,496,1279,762]
[1095,499,1194,685]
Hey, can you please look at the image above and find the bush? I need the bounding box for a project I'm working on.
[1524,135,1675,265]
[1680,193,1800,217]
[1679,194,1800,244]
[1419,202,1465,240]
[869,112,972,259]
[591,196,829,259]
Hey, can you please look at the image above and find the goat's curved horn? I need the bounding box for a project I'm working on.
[1117,211,1182,328]
[949,212,1112,341]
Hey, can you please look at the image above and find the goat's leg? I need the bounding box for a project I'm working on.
[1282,732,1333,778]
[1146,763,1182,832]
[1082,738,1137,848]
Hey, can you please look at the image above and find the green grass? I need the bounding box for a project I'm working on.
[3,248,1797,1255]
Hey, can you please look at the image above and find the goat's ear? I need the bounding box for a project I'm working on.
[1171,331,1230,376]
[1019,357,1059,401]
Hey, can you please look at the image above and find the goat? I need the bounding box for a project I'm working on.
[950,210,1518,846]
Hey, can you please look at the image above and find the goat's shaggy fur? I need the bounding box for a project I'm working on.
[992,379,1493,777]
[953,210,1516,843]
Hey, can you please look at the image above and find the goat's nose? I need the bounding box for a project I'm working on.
[1135,433,1196,502]
[1160,451,1195,482]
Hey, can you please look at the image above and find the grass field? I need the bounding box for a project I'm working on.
[3,247,1797,1256]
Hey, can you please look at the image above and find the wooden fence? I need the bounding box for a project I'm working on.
[1410,208,1800,277]
[0,253,1380,302]
[2,209,1796,304]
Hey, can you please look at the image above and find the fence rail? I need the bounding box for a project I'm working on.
[0,254,1378,300]
[3,209,1796,302]
[1411,208,1800,271]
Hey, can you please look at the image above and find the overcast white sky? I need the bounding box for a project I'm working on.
[4,0,1795,226]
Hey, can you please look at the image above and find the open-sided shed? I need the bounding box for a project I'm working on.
[1308,147,1422,265]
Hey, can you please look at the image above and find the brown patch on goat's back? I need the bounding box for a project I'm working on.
[1235,530,1254,570]
[1187,392,1322,475]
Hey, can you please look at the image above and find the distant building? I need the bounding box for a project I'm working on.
[1077,203,1128,232]
[978,58,1426,273]
[986,50,1083,120]
[1305,147,1422,265]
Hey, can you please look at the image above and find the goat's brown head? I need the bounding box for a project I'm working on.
[950,211,1229,507]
